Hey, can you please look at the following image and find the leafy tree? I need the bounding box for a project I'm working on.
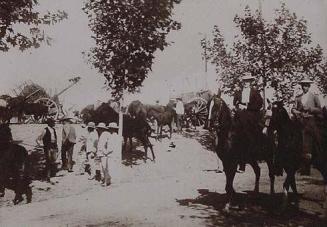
[0,0,67,52]
[83,0,181,100]
[204,4,326,102]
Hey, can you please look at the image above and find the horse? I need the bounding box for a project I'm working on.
[22,102,48,123]
[81,103,155,160]
[269,101,327,209]
[128,100,147,120]
[210,96,275,211]
[147,105,176,139]
[0,124,32,204]
[0,106,12,123]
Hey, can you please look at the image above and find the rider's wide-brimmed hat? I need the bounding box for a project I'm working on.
[61,114,74,122]
[242,72,255,81]
[108,122,119,129]
[299,76,314,84]
[87,122,96,129]
[96,122,108,129]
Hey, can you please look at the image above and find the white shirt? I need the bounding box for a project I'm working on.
[241,87,251,104]
[175,100,185,115]
[97,131,119,156]
[86,130,98,153]
[301,92,310,106]
[208,99,215,120]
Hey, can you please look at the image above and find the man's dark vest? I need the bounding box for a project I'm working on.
[43,127,57,148]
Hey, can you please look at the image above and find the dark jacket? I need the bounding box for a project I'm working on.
[43,127,57,149]
[233,87,263,111]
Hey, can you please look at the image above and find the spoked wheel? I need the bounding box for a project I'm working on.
[35,98,59,120]
[186,97,208,127]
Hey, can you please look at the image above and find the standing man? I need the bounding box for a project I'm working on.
[85,122,99,179]
[233,73,263,173]
[61,116,76,172]
[36,118,58,181]
[175,97,184,133]
[291,77,322,175]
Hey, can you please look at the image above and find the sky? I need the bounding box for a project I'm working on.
[0,0,326,110]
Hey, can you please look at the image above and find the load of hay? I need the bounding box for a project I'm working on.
[19,82,49,102]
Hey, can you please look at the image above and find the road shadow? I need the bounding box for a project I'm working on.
[122,140,150,167]
[183,129,216,153]
[177,189,325,226]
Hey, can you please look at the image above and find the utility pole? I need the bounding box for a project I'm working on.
[204,34,208,91]
[258,0,267,109]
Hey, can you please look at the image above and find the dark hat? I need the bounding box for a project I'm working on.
[46,118,55,125]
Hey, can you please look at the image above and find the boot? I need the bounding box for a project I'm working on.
[95,170,101,182]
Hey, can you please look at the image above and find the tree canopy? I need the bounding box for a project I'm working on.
[83,0,181,100]
[0,0,67,52]
[203,4,326,102]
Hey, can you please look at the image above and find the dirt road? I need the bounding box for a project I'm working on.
[0,125,325,226]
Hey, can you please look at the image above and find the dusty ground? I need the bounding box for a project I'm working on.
[0,124,326,226]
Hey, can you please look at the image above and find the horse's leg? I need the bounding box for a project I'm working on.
[282,169,292,209]
[129,137,133,151]
[13,177,24,205]
[145,136,155,161]
[249,161,260,193]
[25,182,32,203]
[267,159,275,194]
[123,136,127,151]
[289,173,299,207]
[224,162,237,212]
[169,123,172,139]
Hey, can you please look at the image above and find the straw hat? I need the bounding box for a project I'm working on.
[108,122,119,129]
[87,122,96,129]
[96,122,108,129]
[242,72,255,81]
[299,76,313,84]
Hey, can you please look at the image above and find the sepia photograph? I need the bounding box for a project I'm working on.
[0,0,327,226]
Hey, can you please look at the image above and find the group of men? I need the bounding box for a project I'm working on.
[36,117,76,181]
[36,116,120,186]
[208,72,322,175]
[83,121,120,186]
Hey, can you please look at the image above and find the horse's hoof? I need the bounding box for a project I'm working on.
[223,203,230,213]
[13,197,24,205]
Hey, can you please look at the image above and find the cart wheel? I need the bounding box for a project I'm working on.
[186,97,208,127]
[35,98,59,120]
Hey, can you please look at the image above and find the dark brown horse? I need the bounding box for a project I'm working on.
[0,124,32,204]
[147,105,176,139]
[210,96,275,211]
[269,101,327,209]
[128,100,147,120]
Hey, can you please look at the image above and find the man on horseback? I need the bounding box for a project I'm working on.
[291,77,322,175]
[233,73,263,172]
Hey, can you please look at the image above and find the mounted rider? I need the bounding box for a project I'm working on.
[291,77,322,175]
[233,73,263,172]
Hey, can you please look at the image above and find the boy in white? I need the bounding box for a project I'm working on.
[84,122,99,179]
[96,122,119,186]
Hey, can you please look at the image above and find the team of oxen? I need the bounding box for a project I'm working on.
[1,97,327,217]
[0,95,49,123]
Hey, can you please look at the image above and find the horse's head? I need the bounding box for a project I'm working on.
[0,123,13,145]
[210,96,231,132]
[269,100,290,131]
